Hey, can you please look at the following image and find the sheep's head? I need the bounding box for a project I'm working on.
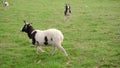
[65,4,70,9]
[21,20,33,33]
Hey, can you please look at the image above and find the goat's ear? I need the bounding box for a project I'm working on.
[29,23,32,26]
[30,23,32,24]
[23,20,27,24]
[28,23,32,26]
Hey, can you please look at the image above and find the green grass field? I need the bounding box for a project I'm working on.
[0,0,120,68]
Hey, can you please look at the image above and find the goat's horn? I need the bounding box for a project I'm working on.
[23,20,27,24]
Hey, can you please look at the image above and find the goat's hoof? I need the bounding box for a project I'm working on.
[37,60,41,64]
[65,54,68,56]
[41,51,46,53]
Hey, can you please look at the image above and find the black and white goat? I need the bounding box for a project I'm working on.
[2,1,9,7]
[64,4,71,16]
[21,20,68,56]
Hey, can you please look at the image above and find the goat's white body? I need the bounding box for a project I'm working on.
[35,29,63,45]
[34,29,68,56]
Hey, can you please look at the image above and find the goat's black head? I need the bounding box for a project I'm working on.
[65,4,70,10]
[21,20,34,33]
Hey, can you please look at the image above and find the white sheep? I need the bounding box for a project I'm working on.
[2,1,9,7]
[21,20,68,56]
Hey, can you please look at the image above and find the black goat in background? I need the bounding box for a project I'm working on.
[64,4,71,16]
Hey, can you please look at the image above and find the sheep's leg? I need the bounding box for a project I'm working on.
[50,46,57,56]
[36,46,39,54]
[56,44,68,56]
[38,46,45,53]
[36,46,45,54]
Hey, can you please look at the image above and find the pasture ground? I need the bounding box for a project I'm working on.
[0,0,120,68]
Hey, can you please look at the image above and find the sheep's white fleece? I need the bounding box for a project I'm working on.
[34,29,64,45]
